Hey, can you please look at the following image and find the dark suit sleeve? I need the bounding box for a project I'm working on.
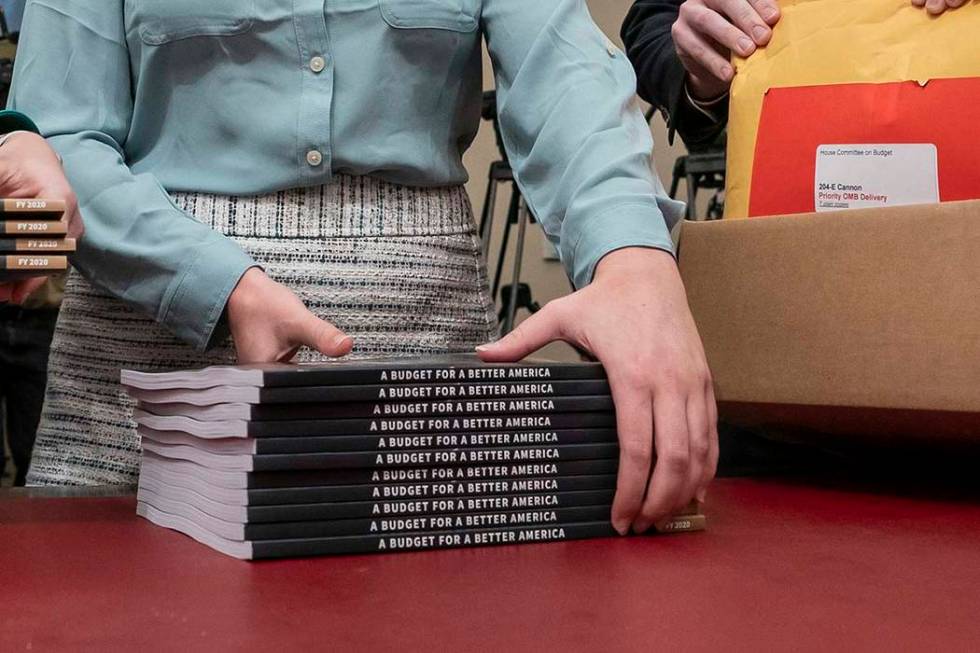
[621,0,728,149]
[0,110,39,135]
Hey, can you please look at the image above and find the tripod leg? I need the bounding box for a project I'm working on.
[686,172,698,220]
[492,188,520,299]
[480,176,499,260]
[502,197,530,335]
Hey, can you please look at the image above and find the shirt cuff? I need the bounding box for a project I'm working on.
[566,201,682,289]
[0,110,40,135]
[683,83,729,124]
[160,239,258,352]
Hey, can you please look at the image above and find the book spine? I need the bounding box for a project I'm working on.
[246,496,699,525]
[0,198,66,218]
[140,426,620,454]
[0,219,69,235]
[245,505,614,540]
[0,238,76,253]
[247,473,620,504]
[262,363,607,387]
[249,443,620,472]
[252,412,616,437]
[243,395,614,421]
[260,379,612,404]
[250,517,701,559]
[245,505,704,539]
[249,428,619,454]
[246,488,618,522]
[246,458,620,488]
[0,254,68,271]
[655,514,707,534]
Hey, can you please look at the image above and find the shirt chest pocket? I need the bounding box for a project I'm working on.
[379,0,480,32]
[129,0,257,45]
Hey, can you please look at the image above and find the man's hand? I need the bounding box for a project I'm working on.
[227,267,354,364]
[672,0,781,101]
[477,248,718,534]
[0,131,83,304]
[911,0,967,15]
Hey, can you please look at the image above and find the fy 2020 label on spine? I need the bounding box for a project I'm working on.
[0,198,66,219]
[248,516,707,558]
[0,255,68,271]
[0,238,76,253]
[1,220,69,235]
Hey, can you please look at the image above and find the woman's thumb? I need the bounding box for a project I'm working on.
[476,302,563,362]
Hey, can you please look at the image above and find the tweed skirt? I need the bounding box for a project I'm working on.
[27,176,498,486]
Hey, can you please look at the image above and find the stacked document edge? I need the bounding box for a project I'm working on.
[123,356,705,559]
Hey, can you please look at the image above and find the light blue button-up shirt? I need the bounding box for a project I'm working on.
[10,0,683,350]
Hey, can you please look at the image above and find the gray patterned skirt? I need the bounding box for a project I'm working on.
[27,176,498,486]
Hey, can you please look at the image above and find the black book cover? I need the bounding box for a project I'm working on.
[247,505,613,540]
[140,426,619,455]
[138,480,615,523]
[138,395,615,422]
[140,461,618,504]
[133,410,616,438]
[140,449,620,489]
[242,503,702,541]
[138,500,622,559]
[130,379,612,407]
[254,521,622,558]
[122,354,605,391]
[140,441,620,472]
[251,457,621,488]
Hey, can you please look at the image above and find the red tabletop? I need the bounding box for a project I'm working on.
[4,477,980,652]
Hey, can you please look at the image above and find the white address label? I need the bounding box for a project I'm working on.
[814,144,939,212]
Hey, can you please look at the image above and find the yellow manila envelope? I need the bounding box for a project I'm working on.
[725,0,980,218]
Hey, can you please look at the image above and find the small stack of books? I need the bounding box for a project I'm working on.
[122,355,705,560]
[0,198,74,281]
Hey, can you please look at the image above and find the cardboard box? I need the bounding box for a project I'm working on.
[678,200,980,442]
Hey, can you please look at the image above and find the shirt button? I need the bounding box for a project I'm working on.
[310,56,326,73]
[606,42,618,57]
[306,149,323,167]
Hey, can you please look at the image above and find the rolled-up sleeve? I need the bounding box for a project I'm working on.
[9,0,256,350]
[482,0,684,289]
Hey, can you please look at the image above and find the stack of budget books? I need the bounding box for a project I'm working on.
[0,199,75,281]
[122,355,705,560]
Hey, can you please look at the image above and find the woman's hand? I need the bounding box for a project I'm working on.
[0,131,83,304]
[226,267,354,364]
[477,247,717,534]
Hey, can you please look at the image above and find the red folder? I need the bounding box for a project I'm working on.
[747,77,980,217]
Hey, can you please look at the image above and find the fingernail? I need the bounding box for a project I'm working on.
[737,36,754,55]
[632,520,650,535]
[696,488,707,503]
[613,519,630,536]
[475,344,490,352]
[764,5,779,21]
[753,25,770,42]
[720,64,734,80]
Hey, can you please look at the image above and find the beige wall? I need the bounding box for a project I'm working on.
[463,0,688,360]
